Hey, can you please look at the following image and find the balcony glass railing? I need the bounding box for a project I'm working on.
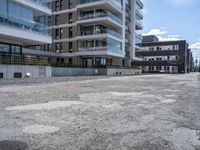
[135,37,142,45]
[136,9,143,18]
[0,13,51,36]
[135,31,142,39]
[78,38,122,55]
[79,28,122,39]
[110,0,122,10]
[79,46,107,51]
[77,0,100,4]
[77,0,122,10]
[27,0,51,8]
[79,45,122,54]
[136,19,143,27]
[78,11,122,25]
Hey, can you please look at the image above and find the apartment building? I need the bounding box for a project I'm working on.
[0,0,52,64]
[132,35,192,73]
[51,0,143,67]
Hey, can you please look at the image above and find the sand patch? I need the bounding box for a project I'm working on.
[5,101,83,111]
[23,124,60,134]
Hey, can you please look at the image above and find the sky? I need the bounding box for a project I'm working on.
[141,0,200,63]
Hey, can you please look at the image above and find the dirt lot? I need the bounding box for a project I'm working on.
[0,73,199,150]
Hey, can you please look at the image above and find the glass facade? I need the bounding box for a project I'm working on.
[0,0,51,35]
[0,42,22,64]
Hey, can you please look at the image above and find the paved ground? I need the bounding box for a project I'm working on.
[0,73,199,150]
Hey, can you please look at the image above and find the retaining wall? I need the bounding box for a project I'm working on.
[0,65,52,79]
[0,65,142,79]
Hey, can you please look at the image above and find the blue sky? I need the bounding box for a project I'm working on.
[142,0,200,62]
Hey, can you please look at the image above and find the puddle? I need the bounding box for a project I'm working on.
[22,124,60,135]
[0,140,28,150]
[5,101,84,111]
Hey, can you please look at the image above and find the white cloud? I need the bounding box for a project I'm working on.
[143,29,167,36]
[190,40,200,50]
[143,28,182,41]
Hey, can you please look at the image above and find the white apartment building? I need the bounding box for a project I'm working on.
[51,0,143,67]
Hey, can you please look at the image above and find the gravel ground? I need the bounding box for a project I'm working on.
[0,73,199,150]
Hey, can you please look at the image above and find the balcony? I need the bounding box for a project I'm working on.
[78,11,122,26]
[78,28,122,40]
[136,9,143,19]
[13,0,52,14]
[136,31,142,39]
[78,39,123,56]
[136,0,144,9]
[77,0,122,10]
[26,0,51,8]
[0,13,50,36]
[0,12,51,44]
[135,20,143,30]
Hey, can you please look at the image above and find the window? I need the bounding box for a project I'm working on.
[0,43,10,53]
[55,29,59,39]
[55,43,60,52]
[55,1,59,11]
[11,45,21,54]
[47,16,51,26]
[55,28,63,39]
[60,28,63,39]
[68,0,73,9]
[48,44,52,51]
[69,42,72,52]
[55,15,59,25]
[60,0,63,10]
[69,27,73,38]
[68,13,73,24]
[60,43,63,52]
[69,58,72,65]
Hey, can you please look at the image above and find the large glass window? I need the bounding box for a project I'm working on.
[0,43,10,53]
[0,0,50,35]
[0,0,7,15]
[107,38,122,55]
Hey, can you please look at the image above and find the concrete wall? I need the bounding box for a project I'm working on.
[52,67,106,76]
[0,65,52,79]
[106,68,142,76]
[0,65,142,79]
[52,67,142,76]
